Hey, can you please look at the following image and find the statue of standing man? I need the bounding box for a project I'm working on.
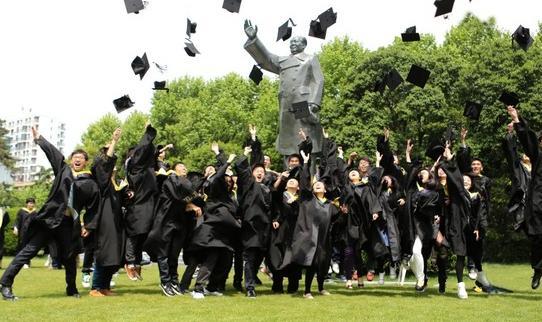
[243,20,324,157]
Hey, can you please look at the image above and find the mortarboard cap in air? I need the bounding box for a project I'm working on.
[124,0,145,14]
[222,0,241,13]
[184,40,200,57]
[153,81,169,92]
[512,25,534,51]
[406,64,431,88]
[401,26,420,42]
[113,95,134,113]
[186,18,197,38]
[498,91,520,107]
[463,101,483,121]
[131,53,149,80]
[277,18,296,42]
[434,0,455,17]
[249,65,263,85]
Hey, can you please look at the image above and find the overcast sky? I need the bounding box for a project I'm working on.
[0,0,540,153]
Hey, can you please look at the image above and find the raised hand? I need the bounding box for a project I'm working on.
[406,139,414,154]
[211,142,220,155]
[507,122,514,134]
[112,128,122,142]
[31,126,40,140]
[244,146,252,156]
[337,146,344,159]
[507,106,520,123]
[298,128,307,141]
[144,120,151,129]
[375,151,382,168]
[249,124,257,138]
[244,19,258,40]
[322,127,329,139]
[227,154,236,164]
[384,128,390,142]
[460,128,468,145]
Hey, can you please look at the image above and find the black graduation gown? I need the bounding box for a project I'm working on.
[85,155,125,267]
[514,118,542,236]
[14,208,35,250]
[268,183,299,270]
[189,161,240,252]
[125,125,158,237]
[234,156,272,249]
[145,172,198,260]
[281,162,340,277]
[503,132,532,231]
[441,159,475,257]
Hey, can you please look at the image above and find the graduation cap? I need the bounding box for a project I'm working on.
[277,18,296,42]
[512,25,534,51]
[249,65,263,85]
[464,101,483,121]
[386,69,404,90]
[113,95,134,113]
[434,0,455,18]
[309,7,337,40]
[406,64,431,88]
[124,0,145,14]
[290,101,310,119]
[425,138,445,161]
[222,0,241,13]
[131,53,149,80]
[373,80,386,95]
[184,40,200,57]
[498,91,520,107]
[153,81,169,92]
[186,18,197,38]
[401,26,420,42]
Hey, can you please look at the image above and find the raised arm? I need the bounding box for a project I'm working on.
[129,123,158,173]
[510,106,540,163]
[243,20,280,74]
[32,126,65,175]
[299,150,313,200]
[456,128,472,174]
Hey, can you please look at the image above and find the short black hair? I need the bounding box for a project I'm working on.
[25,198,36,204]
[471,158,483,164]
[288,154,301,162]
[70,149,89,161]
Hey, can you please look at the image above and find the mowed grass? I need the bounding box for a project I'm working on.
[0,257,539,321]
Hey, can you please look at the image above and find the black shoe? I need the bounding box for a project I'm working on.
[1,285,18,301]
[246,289,256,298]
[415,283,426,293]
[160,283,176,297]
[68,293,81,299]
[233,281,243,292]
[438,282,446,294]
[170,282,183,296]
[532,270,542,290]
[66,287,80,298]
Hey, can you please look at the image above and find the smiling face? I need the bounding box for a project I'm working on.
[289,36,307,55]
[349,169,361,183]
[312,181,326,194]
[358,159,370,174]
[286,178,299,190]
[70,153,88,172]
[252,166,265,183]
[174,163,187,177]
[26,201,35,211]
[463,175,472,191]
[471,160,483,176]
[204,165,216,177]
[288,155,300,168]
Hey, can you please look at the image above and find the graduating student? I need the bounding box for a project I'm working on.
[123,122,159,281]
[0,207,9,269]
[502,123,531,232]
[81,129,126,296]
[508,106,542,289]
[190,153,240,299]
[1,126,89,300]
[13,198,37,264]
[234,126,273,298]
[281,149,346,299]
[145,161,203,297]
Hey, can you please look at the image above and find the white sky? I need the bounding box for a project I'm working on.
[0,0,540,153]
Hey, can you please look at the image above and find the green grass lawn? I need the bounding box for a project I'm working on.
[0,257,539,321]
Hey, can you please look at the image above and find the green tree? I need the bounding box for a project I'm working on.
[0,119,14,169]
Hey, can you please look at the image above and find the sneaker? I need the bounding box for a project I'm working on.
[89,289,105,297]
[1,285,18,301]
[110,273,118,288]
[319,289,331,296]
[531,270,542,290]
[160,283,176,297]
[100,289,116,296]
[134,266,143,281]
[82,273,91,288]
[457,282,468,299]
[378,273,385,285]
[389,265,397,280]
[346,280,353,289]
[191,291,205,300]
[170,282,183,295]
[332,262,340,274]
[468,268,477,281]
[415,279,426,293]
[124,264,138,281]
[246,289,256,298]
[303,293,314,299]
[23,264,29,269]
[366,271,375,282]
[44,255,51,267]
[204,289,223,296]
